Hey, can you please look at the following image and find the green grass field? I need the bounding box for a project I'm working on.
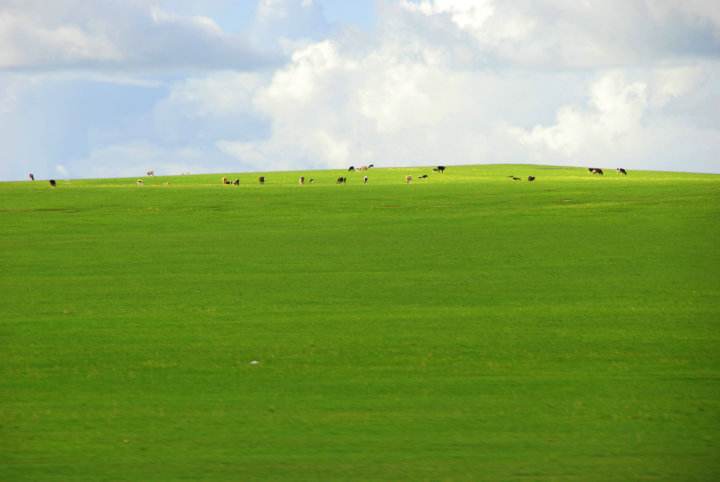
[1,164,719,481]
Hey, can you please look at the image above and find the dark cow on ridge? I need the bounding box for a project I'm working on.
[337,176,347,184]
[348,166,355,172]
[588,167,604,175]
[29,173,35,181]
[49,179,56,187]
[433,165,446,173]
[617,168,628,175]
[258,176,265,184]
[528,176,536,182]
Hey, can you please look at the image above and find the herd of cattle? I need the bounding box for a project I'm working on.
[30,165,630,187]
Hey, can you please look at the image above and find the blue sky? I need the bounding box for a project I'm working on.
[1,0,719,180]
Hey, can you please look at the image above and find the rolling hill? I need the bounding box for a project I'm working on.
[1,164,719,481]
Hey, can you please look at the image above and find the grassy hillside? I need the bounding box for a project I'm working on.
[1,164,719,481]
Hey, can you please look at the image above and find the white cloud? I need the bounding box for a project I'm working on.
[2,0,720,181]
[253,0,330,51]
[651,66,704,106]
[210,5,720,173]
[397,0,720,68]
[161,72,266,117]
[0,10,121,68]
[516,72,648,155]
[512,68,720,171]
[0,1,273,71]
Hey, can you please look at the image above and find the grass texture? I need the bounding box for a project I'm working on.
[1,164,719,481]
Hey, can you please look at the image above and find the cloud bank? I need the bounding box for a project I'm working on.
[1,0,719,180]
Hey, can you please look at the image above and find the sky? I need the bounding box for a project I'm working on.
[1,0,719,181]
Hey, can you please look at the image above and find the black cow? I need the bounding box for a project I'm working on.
[348,166,355,172]
[418,174,429,179]
[433,165,446,173]
[508,176,521,181]
[258,176,265,184]
[617,168,627,175]
[337,176,347,184]
[29,173,35,181]
[368,164,375,168]
[528,176,536,182]
[49,179,56,187]
[589,167,604,175]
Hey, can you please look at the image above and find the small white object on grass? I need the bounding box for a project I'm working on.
[250,360,260,365]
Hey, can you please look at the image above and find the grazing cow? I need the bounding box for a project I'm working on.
[433,165,446,173]
[299,176,305,185]
[528,176,536,182]
[146,170,155,176]
[418,174,428,179]
[368,164,375,168]
[405,175,413,184]
[336,176,347,184]
[49,179,56,187]
[508,176,521,181]
[588,168,604,175]
[363,176,368,184]
[617,168,628,175]
[29,173,35,181]
[348,166,355,172]
[233,179,240,186]
[258,176,265,184]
